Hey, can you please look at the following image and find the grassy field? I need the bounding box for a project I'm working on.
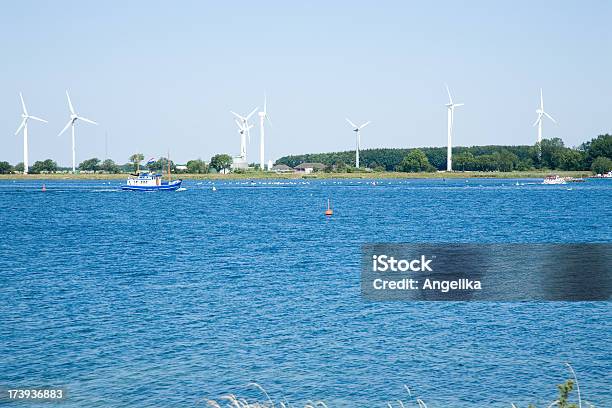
[0,170,593,181]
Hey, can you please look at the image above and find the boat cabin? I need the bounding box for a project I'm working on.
[126,172,163,187]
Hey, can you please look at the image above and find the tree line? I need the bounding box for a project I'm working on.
[1,134,610,175]
[0,153,236,174]
[275,134,612,174]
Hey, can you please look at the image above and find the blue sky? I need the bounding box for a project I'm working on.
[1,0,611,165]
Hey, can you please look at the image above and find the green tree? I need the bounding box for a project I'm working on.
[0,161,12,174]
[79,158,101,172]
[539,138,566,169]
[516,158,534,171]
[186,159,208,173]
[398,149,434,172]
[13,162,24,173]
[591,156,612,175]
[530,143,543,168]
[454,152,476,171]
[100,159,120,173]
[558,149,585,171]
[474,154,498,171]
[585,133,612,161]
[210,154,233,172]
[129,153,144,172]
[334,161,347,172]
[494,150,519,172]
[148,157,176,172]
[30,159,58,173]
[424,149,447,170]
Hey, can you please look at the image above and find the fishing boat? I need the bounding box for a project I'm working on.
[121,157,182,191]
[121,172,182,191]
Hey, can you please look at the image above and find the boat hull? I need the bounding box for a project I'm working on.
[121,179,183,191]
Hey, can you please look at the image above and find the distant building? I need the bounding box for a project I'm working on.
[175,165,188,171]
[231,157,249,169]
[294,162,325,174]
[272,164,293,173]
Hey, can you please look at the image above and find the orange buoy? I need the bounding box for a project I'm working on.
[41,184,46,192]
[325,198,333,216]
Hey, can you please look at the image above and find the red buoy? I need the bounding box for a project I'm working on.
[41,184,46,192]
[325,198,333,216]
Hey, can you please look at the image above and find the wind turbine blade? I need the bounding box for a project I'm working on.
[66,90,75,114]
[15,119,26,136]
[543,112,557,123]
[454,103,464,107]
[532,114,542,127]
[19,92,27,115]
[28,115,48,123]
[359,121,371,129]
[263,93,267,114]
[234,118,243,128]
[345,118,358,128]
[266,114,273,128]
[230,111,245,120]
[77,116,98,125]
[246,107,259,120]
[445,84,453,104]
[58,120,72,136]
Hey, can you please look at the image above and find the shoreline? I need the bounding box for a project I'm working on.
[0,170,593,181]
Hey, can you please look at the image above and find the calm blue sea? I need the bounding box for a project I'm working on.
[0,178,610,407]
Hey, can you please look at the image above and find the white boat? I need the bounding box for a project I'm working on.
[122,157,182,191]
[542,175,567,185]
[121,172,182,191]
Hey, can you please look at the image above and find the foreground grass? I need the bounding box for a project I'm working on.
[0,170,592,181]
[202,367,594,407]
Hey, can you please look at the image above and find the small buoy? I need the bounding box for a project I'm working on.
[212,186,217,192]
[41,184,46,192]
[325,198,333,216]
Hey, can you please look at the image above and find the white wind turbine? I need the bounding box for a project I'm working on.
[58,91,98,172]
[346,118,371,168]
[14,93,47,174]
[533,88,556,145]
[258,94,272,170]
[445,84,464,172]
[234,118,254,160]
[230,106,258,161]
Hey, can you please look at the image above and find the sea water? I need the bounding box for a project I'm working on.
[0,178,610,407]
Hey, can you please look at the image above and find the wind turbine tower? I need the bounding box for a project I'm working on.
[346,118,371,168]
[445,85,464,172]
[235,119,252,156]
[14,93,47,174]
[58,91,98,172]
[258,94,272,170]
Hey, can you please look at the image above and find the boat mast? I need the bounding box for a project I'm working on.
[167,149,171,182]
